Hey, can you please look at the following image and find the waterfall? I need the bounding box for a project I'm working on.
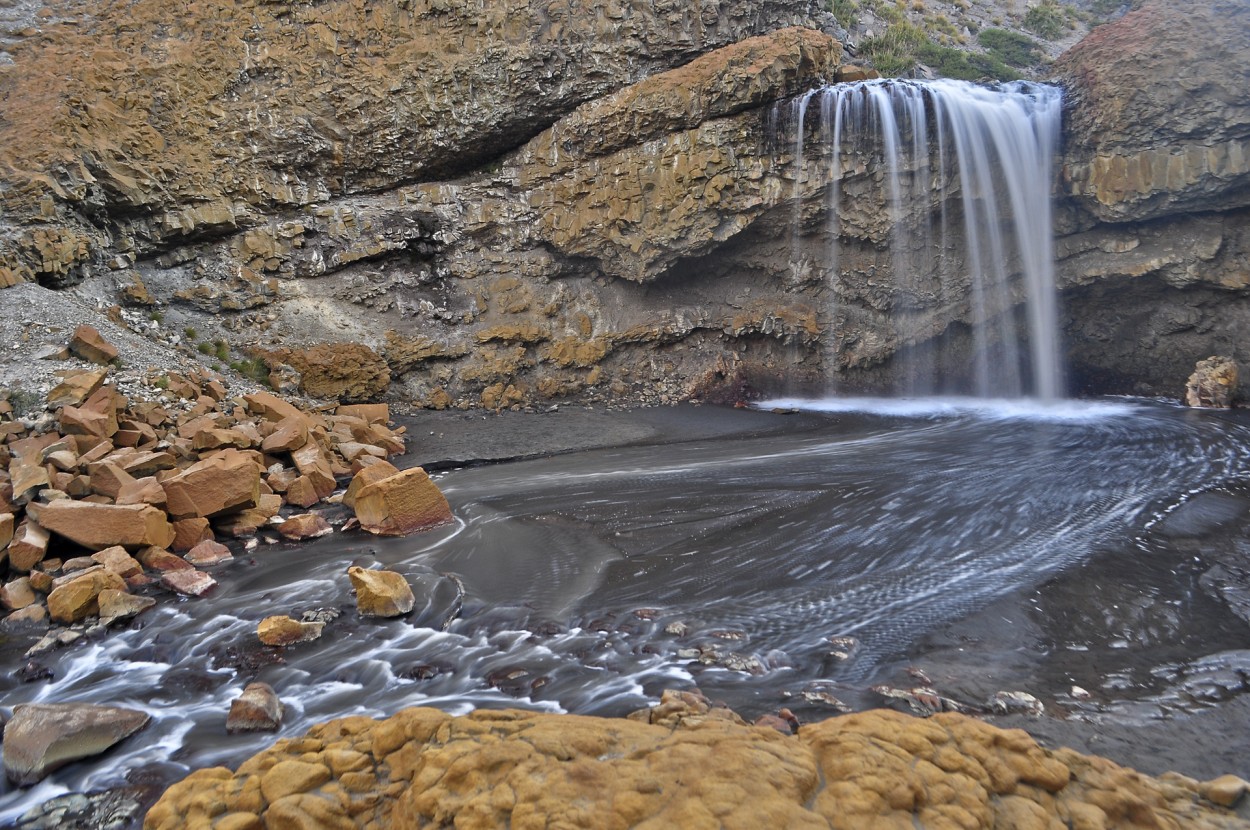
[782,79,1064,399]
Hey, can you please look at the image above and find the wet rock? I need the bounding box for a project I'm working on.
[276,513,333,541]
[0,577,37,610]
[182,539,233,567]
[47,569,127,623]
[169,518,214,552]
[160,569,217,597]
[161,448,262,519]
[1202,774,1249,808]
[36,501,175,551]
[257,615,324,646]
[989,690,1045,717]
[67,325,119,365]
[226,682,284,733]
[3,703,148,785]
[11,788,146,830]
[97,589,156,624]
[2,605,48,630]
[149,704,1248,830]
[352,467,453,536]
[346,566,415,617]
[1185,356,1239,408]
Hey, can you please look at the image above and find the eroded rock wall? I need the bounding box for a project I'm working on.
[1052,0,1250,397]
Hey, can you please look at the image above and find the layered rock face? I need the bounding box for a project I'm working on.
[145,702,1247,829]
[1052,0,1250,397]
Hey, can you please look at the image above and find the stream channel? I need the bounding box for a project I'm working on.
[3,397,1250,822]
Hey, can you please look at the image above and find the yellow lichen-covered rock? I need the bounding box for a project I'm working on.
[144,705,1249,830]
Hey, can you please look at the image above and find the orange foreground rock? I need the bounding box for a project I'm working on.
[144,700,1248,830]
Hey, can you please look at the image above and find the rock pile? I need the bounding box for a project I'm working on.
[0,327,453,660]
[145,691,1250,830]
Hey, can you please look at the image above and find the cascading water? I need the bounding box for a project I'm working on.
[779,79,1064,399]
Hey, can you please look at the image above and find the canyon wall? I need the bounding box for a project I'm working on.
[0,0,1246,405]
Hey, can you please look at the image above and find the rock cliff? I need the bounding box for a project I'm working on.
[1051,0,1250,396]
[0,0,1247,406]
[144,700,1248,829]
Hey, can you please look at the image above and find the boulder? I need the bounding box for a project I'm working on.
[170,518,214,552]
[162,448,262,519]
[260,415,310,454]
[46,368,109,409]
[37,500,176,551]
[145,705,1250,830]
[135,546,193,571]
[276,513,333,541]
[346,566,415,617]
[0,577,36,610]
[283,476,321,509]
[9,454,50,505]
[290,441,337,500]
[0,511,13,550]
[87,460,136,499]
[257,615,324,646]
[68,325,119,365]
[47,568,127,623]
[1185,356,1239,408]
[115,475,168,507]
[183,539,233,566]
[3,703,148,785]
[342,459,400,509]
[244,392,306,424]
[226,682,284,733]
[352,467,453,536]
[90,545,144,578]
[7,520,50,571]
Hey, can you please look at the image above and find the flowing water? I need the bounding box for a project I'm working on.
[778,79,1064,397]
[4,399,1250,822]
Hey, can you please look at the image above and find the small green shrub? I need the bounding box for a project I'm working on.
[1023,1,1065,39]
[230,358,272,387]
[184,326,198,340]
[829,0,859,25]
[978,28,1042,68]
[213,339,229,361]
[917,41,1021,80]
[860,20,926,76]
[197,341,213,355]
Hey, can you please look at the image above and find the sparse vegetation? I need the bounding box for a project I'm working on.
[978,28,1042,68]
[1023,0,1065,39]
[197,341,213,355]
[149,310,164,323]
[183,326,198,340]
[861,19,1022,81]
[230,357,272,387]
[213,339,229,361]
[860,20,927,76]
[829,0,859,25]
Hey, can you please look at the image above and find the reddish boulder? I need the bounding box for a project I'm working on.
[37,501,175,551]
[162,449,261,519]
[352,468,453,536]
[68,325,119,365]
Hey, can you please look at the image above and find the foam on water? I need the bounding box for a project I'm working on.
[758,396,1142,421]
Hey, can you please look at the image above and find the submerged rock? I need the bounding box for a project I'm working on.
[3,703,149,786]
[146,703,1248,830]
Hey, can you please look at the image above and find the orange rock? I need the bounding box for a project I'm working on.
[257,616,323,646]
[0,511,14,550]
[183,540,233,566]
[38,500,176,551]
[342,460,399,509]
[68,324,119,364]
[244,391,306,424]
[0,577,36,610]
[227,682,284,733]
[336,403,390,424]
[7,519,50,571]
[170,518,214,551]
[291,441,336,499]
[352,468,453,536]
[283,476,321,508]
[87,460,137,499]
[260,415,310,454]
[135,546,193,571]
[90,545,144,578]
[277,513,332,541]
[47,567,127,622]
[346,566,415,617]
[115,475,168,507]
[8,454,49,505]
[97,588,156,622]
[162,448,262,519]
[46,368,109,409]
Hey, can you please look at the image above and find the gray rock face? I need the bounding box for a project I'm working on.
[2,703,150,786]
